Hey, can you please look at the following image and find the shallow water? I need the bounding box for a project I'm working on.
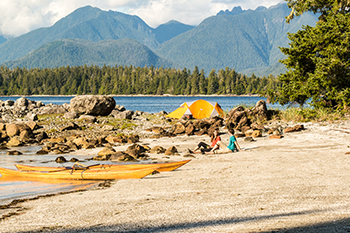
[0,146,101,206]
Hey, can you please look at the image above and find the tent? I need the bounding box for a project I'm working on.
[166,99,224,119]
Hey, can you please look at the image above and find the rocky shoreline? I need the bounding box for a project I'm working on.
[0,95,302,164]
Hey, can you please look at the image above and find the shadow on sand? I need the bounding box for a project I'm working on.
[18,208,350,233]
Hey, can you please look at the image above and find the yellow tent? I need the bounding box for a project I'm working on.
[166,99,224,119]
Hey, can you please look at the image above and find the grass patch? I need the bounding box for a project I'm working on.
[277,107,347,123]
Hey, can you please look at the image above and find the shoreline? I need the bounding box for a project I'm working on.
[1,120,350,232]
[0,94,261,97]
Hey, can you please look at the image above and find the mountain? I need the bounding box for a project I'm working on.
[0,35,6,44]
[154,20,195,44]
[0,6,159,64]
[0,3,318,76]
[156,3,318,74]
[4,38,175,69]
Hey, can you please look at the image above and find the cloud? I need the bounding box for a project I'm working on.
[0,0,283,37]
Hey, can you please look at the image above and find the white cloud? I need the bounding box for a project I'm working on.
[0,0,283,37]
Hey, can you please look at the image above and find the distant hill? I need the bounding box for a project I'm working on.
[156,3,318,74]
[4,38,175,69]
[154,20,195,44]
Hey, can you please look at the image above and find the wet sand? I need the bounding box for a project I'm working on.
[1,120,350,232]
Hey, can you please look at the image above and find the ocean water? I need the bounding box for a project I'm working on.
[0,95,282,113]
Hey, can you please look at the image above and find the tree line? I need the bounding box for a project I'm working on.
[0,65,279,96]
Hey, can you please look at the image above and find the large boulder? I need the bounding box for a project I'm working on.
[252,100,268,121]
[70,95,115,116]
[14,97,29,108]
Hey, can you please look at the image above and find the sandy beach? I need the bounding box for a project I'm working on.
[1,120,350,232]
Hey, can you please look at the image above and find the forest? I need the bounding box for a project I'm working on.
[0,65,279,96]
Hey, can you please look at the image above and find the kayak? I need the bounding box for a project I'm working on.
[0,166,157,180]
[15,159,191,173]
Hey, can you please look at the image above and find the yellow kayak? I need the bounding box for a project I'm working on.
[0,166,157,180]
[15,160,191,173]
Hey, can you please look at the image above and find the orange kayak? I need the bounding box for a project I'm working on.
[0,166,157,180]
[15,160,191,173]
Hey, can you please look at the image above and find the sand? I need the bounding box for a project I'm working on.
[1,120,350,232]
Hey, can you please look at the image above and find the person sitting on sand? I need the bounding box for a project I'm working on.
[208,128,243,154]
[190,128,221,154]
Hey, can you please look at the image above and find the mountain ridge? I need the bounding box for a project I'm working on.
[0,3,318,76]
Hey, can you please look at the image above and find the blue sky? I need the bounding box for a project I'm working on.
[0,0,283,37]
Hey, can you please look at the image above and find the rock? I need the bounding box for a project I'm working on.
[49,137,66,143]
[172,123,186,135]
[244,129,254,137]
[164,146,179,156]
[234,133,246,138]
[66,141,80,151]
[158,111,167,115]
[79,115,97,123]
[37,105,68,115]
[20,130,34,141]
[183,154,196,158]
[240,126,251,133]
[115,105,126,111]
[59,122,80,131]
[244,137,255,142]
[55,156,67,163]
[93,154,111,161]
[36,149,49,155]
[63,112,79,119]
[98,147,116,157]
[73,137,88,147]
[269,135,284,139]
[70,95,115,116]
[5,100,14,106]
[6,124,20,137]
[6,123,31,137]
[7,150,23,155]
[146,126,165,134]
[113,110,134,120]
[7,137,23,147]
[267,128,274,135]
[0,123,5,131]
[36,101,44,108]
[105,135,127,144]
[102,125,115,131]
[185,123,195,136]
[15,97,29,108]
[251,122,265,131]
[228,106,245,119]
[252,130,262,138]
[0,146,9,150]
[26,121,38,131]
[284,124,305,133]
[127,135,139,143]
[110,151,136,162]
[198,120,211,130]
[150,146,166,154]
[25,113,38,122]
[35,132,48,142]
[252,100,268,120]
[70,158,79,162]
[194,129,207,136]
[127,144,147,154]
